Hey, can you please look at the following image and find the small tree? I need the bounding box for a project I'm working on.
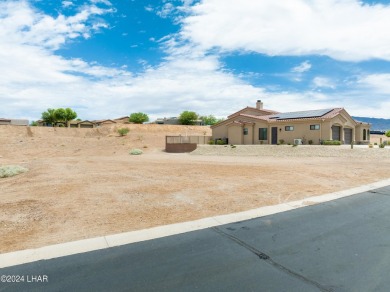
[386,130,390,137]
[30,121,38,126]
[129,112,149,124]
[179,111,198,125]
[200,115,218,126]
[41,108,57,126]
[55,108,77,127]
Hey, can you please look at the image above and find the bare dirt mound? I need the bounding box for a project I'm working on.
[0,124,389,253]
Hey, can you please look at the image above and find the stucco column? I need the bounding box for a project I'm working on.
[340,126,344,143]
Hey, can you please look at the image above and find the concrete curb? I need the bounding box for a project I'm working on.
[1,178,390,269]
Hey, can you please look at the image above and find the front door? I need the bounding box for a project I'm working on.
[271,127,278,145]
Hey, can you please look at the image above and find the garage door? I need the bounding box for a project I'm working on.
[344,128,352,144]
[332,126,341,141]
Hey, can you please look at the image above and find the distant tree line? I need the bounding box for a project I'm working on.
[36,108,224,127]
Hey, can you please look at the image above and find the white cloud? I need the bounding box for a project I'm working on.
[292,61,311,73]
[62,1,73,8]
[1,0,389,123]
[181,0,390,61]
[357,73,390,94]
[144,5,154,12]
[312,77,335,89]
[0,1,265,121]
[157,3,175,18]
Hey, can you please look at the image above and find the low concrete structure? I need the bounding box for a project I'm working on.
[0,118,29,126]
[165,136,212,153]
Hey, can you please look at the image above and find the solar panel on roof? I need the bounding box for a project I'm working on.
[269,108,334,120]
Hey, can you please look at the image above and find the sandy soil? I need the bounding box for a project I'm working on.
[0,125,389,253]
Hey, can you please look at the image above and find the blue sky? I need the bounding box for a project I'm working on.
[1,0,390,121]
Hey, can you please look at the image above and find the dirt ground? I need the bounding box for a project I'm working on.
[0,125,389,253]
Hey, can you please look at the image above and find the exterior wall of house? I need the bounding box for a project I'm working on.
[355,124,371,143]
[268,121,324,145]
[227,125,242,144]
[243,124,255,144]
[253,122,270,144]
[213,123,229,140]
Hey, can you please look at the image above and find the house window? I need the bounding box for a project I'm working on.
[310,124,320,130]
[243,128,248,135]
[285,126,294,131]
[259,128,267,140]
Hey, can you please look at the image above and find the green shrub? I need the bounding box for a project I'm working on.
[374,142,378,145]
[118,128,130,136]
[322,140,341,145]
[129,112,149,124]
[130,149,143,155]
[279,139,285,144]
[0,165,28,178]
[386,130,390,138]
[208,139,215,145]
[379,143,386,148]
[216,139,225,145]
[308,140,313,145]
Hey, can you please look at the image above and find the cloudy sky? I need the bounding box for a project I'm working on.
[1,0,390,122]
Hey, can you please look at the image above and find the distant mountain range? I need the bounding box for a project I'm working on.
[353,116,390,131]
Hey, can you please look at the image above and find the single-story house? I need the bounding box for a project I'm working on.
[92,119,117,127]
[0,118,29,126]
[69,120,96,128]
[114,116,130,123]
[211,100,371,145]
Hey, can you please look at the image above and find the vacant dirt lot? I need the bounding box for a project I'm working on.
[0,125,389,253]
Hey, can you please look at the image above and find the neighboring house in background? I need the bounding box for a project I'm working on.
[0,118,29,126]
[114,116,130,123]
[37,119,97,128]
[212,100,371,145]
[155,117,204,126]
[92,119,117,127]
[155,117,180,125]
[68,120,96,128]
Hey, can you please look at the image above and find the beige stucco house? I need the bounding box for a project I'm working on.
[211,100,371,145]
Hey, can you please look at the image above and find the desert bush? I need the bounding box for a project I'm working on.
[379,143,386,148]
[374,142,378,145]
[322,140,341,145]
[292,144,298,147]
[279,139,285,144]
[386,130,390,137]
[129,112,149,124]
[208,139,215,145]
[216,139,226,145]
[118,128,130,136]
[308,140,313,145]
[130,149,143,155]
[369,144,373,148]
[0,165,28,178]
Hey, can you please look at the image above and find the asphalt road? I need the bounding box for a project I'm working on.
[1,185,390,292]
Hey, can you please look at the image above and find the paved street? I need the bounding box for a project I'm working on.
[1,185,390,292]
